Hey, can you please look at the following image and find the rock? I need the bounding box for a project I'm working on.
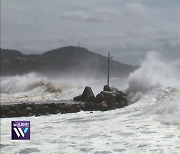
[118,90,127,97]
[26,107,32,112]
[96,102,108,111]
[61,103,72,112]
[105,94,116,109]
[73,86,128,111]
[83,102,95,111]
[28,113,34,116]
[70,104,82,113]
[116,94,128,108]
[100,91,116,109]
[121,95,127,103]
[1,106,10,116]
[73,86,95,102]
[82,87,95,102]
[8,111,17,117]
[121,100,128,107]
[103,85,111,91]
[42,105,51,114]
[0,84,128,118]
[100,91,113,96]
[95,93,105,104]
[73,95,83,101]
[110,87,119,94]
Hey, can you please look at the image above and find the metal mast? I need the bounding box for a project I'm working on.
[107,52,113,86]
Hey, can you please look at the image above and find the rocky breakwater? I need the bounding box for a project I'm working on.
[0,85,128,118]
[0,102,83,118]
[73,85,128,111]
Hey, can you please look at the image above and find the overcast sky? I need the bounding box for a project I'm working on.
[1,0,180,65]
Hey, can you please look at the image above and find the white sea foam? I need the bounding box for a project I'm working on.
[0,73,64,94]
[1,86,180,154]
[127,51,180,103]
[126,51,180,128]
[153,91,180,127]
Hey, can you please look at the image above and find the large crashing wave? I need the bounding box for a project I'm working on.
[127,51,180,103]
[153,92,180,127]
[1,73,63,94]
[126,51,180,127]
[127,86,180,127]
[0,73,67,102]
[26,80,63,93]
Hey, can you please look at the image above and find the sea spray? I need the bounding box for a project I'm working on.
[127,51,180,103]
[0,72,127,102]
[1,72,47,94]
[153,89,180,127]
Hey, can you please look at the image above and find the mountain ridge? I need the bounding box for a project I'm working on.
[1,46,136,77]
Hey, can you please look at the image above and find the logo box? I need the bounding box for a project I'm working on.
[11,121,30,140]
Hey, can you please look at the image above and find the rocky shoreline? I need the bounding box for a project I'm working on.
[73,85,127,110]
[0,85,128,118]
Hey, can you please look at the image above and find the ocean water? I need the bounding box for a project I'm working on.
[1,52,180,154]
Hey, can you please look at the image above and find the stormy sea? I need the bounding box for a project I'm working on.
[1,52,180,154]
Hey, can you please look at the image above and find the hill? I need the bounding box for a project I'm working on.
[1,46,136,77]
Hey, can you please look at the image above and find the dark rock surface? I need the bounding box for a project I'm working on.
[73,87,95,102]
[0,102,83,118]
[95,93,105,104]
[96,102,109,111]
[74,85,128,111]
[103,85,111,92]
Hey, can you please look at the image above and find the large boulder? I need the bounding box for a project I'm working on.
[82,87,96,102]
[116,94,128,108]
[106,94,116,109]
[73,95,83,101]
[110,87,119,94]
[73,85,128,112]
[118,90,127,97]
[100,90,112,95]
[96,101,108,111]
[73,86,95,102]
[83,102,95,111]
[103,85,111,91]
[71,104,82,113]
[8,111,17,117]
[95,93,105,104]
[100,91,116,109]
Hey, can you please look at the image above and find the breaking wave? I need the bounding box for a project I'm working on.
[1,73,63,94]
[153,92,180,127]
[26,80,63,93]
[127,51,180,103]
[126,51,180,127]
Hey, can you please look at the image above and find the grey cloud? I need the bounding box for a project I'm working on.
[1,0,180,65]
[61,11,108,23]
[122,2,148,16]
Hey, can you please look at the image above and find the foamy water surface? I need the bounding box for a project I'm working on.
[1,87,180,154]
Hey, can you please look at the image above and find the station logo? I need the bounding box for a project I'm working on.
[11,121,30,140]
